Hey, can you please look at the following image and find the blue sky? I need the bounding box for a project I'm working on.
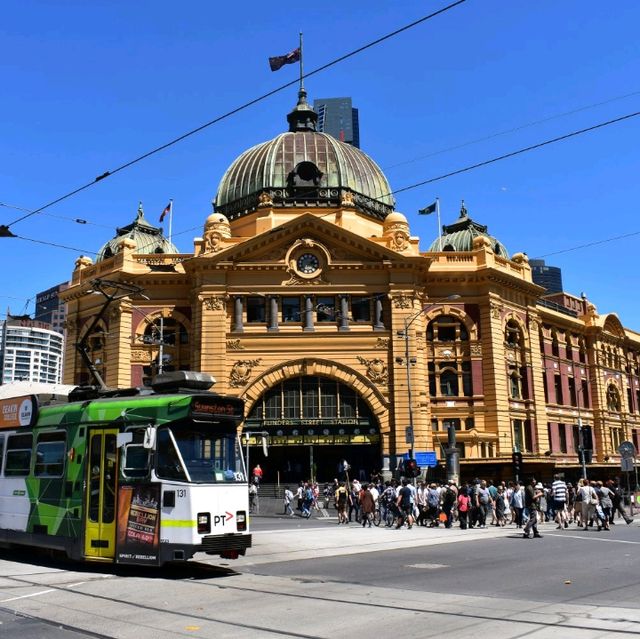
[2,1,639,328]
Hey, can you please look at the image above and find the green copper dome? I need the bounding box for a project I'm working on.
[214,89,395,221]
[428,202,509,258]
[97,203,178,262]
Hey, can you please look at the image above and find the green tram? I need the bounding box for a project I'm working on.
[0,372,250,566]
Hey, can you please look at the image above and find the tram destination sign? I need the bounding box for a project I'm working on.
[190,395,244,419]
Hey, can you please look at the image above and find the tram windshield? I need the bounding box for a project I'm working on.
[156,423,246,483]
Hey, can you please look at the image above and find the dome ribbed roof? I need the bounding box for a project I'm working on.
[97,203,178,262]
[428,202,509,258]
[214,90,395,221]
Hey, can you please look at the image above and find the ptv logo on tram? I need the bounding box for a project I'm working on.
[212,512,234,527]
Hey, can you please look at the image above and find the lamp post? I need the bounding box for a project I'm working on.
[398,294,461,477]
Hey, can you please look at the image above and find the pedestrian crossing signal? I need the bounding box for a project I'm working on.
[405,458,421,477]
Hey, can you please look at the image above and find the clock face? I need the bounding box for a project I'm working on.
[297,253,320,274]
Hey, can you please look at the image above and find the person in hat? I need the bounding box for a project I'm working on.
[523,477,544,539]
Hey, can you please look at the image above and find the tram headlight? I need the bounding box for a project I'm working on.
[236,511,247,531]
[197,512,211,534]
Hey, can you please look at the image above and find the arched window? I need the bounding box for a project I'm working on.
[426,315,468,341]
[509,371,522,399]
[426,313,473,398]
[440,367,459,396]
[140,316,190,383]
[607,384,621,412]
[505,319,522,347]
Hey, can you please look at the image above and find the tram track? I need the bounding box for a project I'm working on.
[1,564,640,638]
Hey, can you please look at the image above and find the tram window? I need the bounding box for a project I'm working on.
[5,434,33,476]
[122,445,150,478]
[34,432,66,477]
[0,435,4,474]
[156,429,187,481]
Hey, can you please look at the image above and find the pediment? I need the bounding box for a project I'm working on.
[188,213,428,270]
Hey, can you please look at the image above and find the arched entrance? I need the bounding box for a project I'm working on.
[244,375,381,483]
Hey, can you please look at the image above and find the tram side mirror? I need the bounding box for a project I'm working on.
[143,426,156,449]
[117,432,133,448]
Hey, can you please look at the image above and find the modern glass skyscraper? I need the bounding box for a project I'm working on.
[313,97,360,148]
[530,259,563,294]
[0,315,64,384]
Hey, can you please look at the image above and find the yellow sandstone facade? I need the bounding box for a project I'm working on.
[61,91,640,483]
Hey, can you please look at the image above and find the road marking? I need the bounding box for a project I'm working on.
[406,563,448,569]
[547,533,640,544]
[0,589,55,603]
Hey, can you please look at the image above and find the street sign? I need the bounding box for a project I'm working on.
[415,451,438,467]
[621,457,635,472]
[618,441,636,459]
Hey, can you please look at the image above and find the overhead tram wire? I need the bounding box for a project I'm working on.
[384,88,640,171]
[4,0,468,232]
[171,107,640,245]
[0,201,113,230]
[12,235,97,255]
[387,109,640,198]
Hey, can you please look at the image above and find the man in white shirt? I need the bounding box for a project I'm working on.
[577,479,598,530]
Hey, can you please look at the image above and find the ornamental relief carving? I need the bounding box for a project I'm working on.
[227,339,244,351]
[285,273,329,286]
[203,231,225,253]
[392,294,413,309]
[131,349,149,363]
[375,338,390,350]
[340,191,355,207]
[229,359,261,387]
[490,302,503,319]
[388,230,409,252]
[202,296,227,311]
[470,343,482,356]
[415,336,425,351]
[357,356,388,385]
[257,191,274,208]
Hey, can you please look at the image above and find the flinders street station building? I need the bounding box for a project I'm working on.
[61,88,640,484]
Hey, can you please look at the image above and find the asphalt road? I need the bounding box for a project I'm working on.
[1,516,639,638]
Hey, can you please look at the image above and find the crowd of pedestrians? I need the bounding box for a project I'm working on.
[278,473,634,537]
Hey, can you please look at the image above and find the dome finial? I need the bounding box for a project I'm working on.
[286,86,318,132]
[460,200,468,218]
[137,201,144,219]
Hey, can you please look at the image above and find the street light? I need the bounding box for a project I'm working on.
[398,294,461,478]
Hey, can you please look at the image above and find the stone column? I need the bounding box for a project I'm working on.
[268,296,279,332]
[374,296,385,330]
[233,296,244,333]
[339,295,349,331]
[303,295,314,332]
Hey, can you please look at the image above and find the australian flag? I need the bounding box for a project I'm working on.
[269,47,301,71]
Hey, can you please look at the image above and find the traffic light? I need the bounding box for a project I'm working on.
[512,451,523,476]
[579,425,593,464]
[405,458,421,478]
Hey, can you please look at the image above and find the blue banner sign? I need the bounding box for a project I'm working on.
[403,451,438,467]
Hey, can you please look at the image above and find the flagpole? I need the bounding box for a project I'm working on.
[299,31,304,91]
[436,197,443,251]
[168,199,173,246]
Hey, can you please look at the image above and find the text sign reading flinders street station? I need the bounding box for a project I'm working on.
[244,418,379,446]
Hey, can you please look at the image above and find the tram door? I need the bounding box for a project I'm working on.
[84,429,118,560]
